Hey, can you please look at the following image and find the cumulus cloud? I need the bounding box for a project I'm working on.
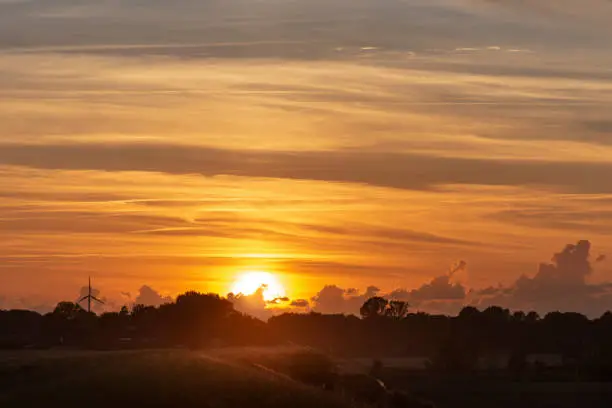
[411,275,467,302]
[306,261,469,316]
[473,240,612,316]
[228,287,269,319]
[308,274,467,316]
[516,240,592,295]
[387,261,468,309]
[133,285,173,307]
[227,287,295,320]
[311,285,380,314]
[303,242,612,317]
[0,295,55,313]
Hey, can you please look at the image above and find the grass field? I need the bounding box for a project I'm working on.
[2,348,612,408]
[0,349,352,408]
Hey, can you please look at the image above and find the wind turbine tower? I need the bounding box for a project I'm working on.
[78,276,104,313]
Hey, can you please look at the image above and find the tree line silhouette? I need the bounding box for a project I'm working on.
[3,292,612,379]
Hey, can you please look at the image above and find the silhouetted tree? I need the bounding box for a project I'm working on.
[458,306,480,321]
[385,300,409,319]
[0,310,42,348]
[52,301,84,320]
[171,291,236,348]
[526,311,540,323]
[360,297,389,319]
[119,305,129,316]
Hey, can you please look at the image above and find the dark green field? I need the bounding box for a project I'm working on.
[0,349,351,408]
[2,349,612,408]
[404,377,612,408]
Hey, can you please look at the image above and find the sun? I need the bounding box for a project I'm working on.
[230,271,286,301]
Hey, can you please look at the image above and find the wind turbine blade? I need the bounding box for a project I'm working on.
[78,296,89,303]
[92,296,105,304]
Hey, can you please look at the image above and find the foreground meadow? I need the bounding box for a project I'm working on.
[2,348,612,408]
[0,349,351,408]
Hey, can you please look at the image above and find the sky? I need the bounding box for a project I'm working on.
[1,0,612,317]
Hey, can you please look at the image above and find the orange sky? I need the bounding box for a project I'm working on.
[1,0,612,316]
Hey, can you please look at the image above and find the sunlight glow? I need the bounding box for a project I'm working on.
[231,271,286,301]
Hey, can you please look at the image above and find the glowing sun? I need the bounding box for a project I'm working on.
[231,271,286,301]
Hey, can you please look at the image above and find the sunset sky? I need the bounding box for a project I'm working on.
[1,0,612,317]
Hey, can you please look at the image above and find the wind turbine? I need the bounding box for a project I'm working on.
[78,276,104,313]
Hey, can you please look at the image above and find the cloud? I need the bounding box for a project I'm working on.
[268,296,290,305]
[474,286,511,296]
[290,299,310,308]
[308,273,467,316]
[409,275,467,302]
[472,240,612,316]
[0,295,55,313]
[386,261,468,308]
[227,287,294,320]
[492,208,612,233]
[1,0,611,316]
[379,270,467,317]
[482,240,595,309]
[311,285,380,314]
[0,210,191,235]
[133,285,173,307]
[3,143,612,194]
[304,242,612,317]
[3,0,611,58]
[228,287,268,318]
[507,240,594,302]
[530,240,592,287]
[293,222,476,246]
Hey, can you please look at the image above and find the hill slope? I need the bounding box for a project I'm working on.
[0,350,352,408]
